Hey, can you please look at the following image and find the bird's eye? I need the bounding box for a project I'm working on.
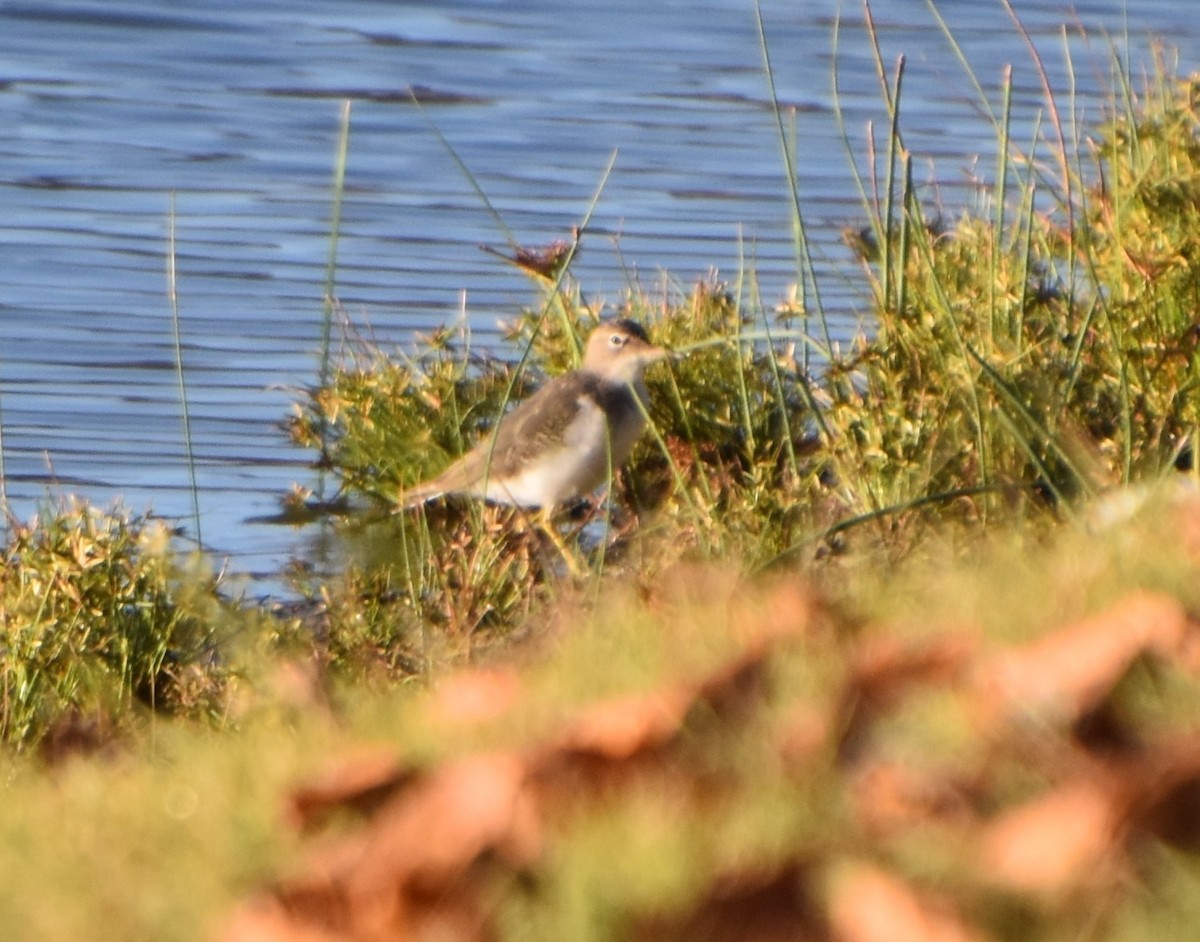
[609,333,625,347]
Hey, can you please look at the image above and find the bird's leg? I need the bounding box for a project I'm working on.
[532,506,587,578]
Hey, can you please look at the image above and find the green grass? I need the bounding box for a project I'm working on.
[0,499,231,747]
[1,494,1199,941]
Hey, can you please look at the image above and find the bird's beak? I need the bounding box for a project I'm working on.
[633,339,668,364]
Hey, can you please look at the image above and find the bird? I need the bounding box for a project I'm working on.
[399,319,666,511]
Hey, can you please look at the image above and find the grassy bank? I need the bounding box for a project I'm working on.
[3,496,1200,942]
[2,11,1200,942]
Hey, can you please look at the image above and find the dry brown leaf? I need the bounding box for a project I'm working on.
[346,751,539,890]
[537,687,693,775]
[776,703,830,771]
[227,752,540,942]
[1115,737,1200,852]
[221,894,347,942]
[429,667,523,728]
[848,632,977,708]
[480,237,575,280]
[1177,618,1200,675]
[851,761,976,838]
[632,859,826,942]
[694,646,772,722]
[837,633,976,761]
[535,638,778,789]
[731,578,821,647]
[286,747,415,832]
[976,778,1120,894]
[829,863,989,942]
[975,592,1188,725]
[976,738,1200,896]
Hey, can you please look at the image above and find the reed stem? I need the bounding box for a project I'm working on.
[167,192,203,546]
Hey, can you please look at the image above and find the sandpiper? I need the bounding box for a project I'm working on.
[400,319,665,510]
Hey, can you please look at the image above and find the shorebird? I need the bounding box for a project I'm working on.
[399,319,666,511]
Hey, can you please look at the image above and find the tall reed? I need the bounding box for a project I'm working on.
[166,193,203,546]
[313,101,353,504]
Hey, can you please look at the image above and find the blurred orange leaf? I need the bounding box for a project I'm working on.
[975,592,1187,724]
[221,896,344,942]
[429,667,523,728]
[829,863,988,942]
[1116,736,1200,852]
[851,760,976,838]
[632,859,825,942]
[286,747,415,832]
[731,578,822,646]
[224,752,539,942]
[977,778,1120,894]
[530,688,695,803]
[838,632,976,761]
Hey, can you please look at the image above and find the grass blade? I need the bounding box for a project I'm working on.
[754,0,832,356]
[314,101,353,504]
[166,193,202,546]
[320,100,352,393]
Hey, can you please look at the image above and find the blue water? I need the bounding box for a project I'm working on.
[0,0,1195,593]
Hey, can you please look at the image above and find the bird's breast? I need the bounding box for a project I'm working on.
[485,384,647,508]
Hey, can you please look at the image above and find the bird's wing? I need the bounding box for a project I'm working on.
[397,371,594,506]
[484,371,596,475]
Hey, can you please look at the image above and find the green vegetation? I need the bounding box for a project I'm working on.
[283,61,1200,671]
[4,496,1200,942]
[2,13,1200,942]
[0,500,228,748]
[823,65,1200,519]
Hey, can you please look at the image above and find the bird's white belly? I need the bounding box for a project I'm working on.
[486,450,595,507]
[485,395,638,508]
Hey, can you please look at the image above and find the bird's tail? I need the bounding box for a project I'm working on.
[394,481,446,511]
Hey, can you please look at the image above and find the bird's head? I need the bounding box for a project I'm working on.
[582,319,666,383]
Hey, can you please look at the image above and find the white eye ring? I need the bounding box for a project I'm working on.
[609,333,625,347]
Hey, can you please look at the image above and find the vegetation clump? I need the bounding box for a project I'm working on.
[276,60,1200,685]
[285,325,536,507]
[823,69,1200,522]
[282,270,828,678]
[0,499,229,747]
